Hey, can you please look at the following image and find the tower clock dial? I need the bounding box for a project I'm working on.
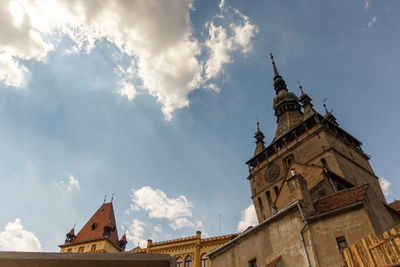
[265,163,280,182]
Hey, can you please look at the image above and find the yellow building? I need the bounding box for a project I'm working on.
[129,231,238,267]
[59,201,127,253]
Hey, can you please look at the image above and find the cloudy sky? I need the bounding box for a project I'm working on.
[0,0,399,252]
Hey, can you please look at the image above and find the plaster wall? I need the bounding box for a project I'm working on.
[309,207,373,267]
[210,209,317,267]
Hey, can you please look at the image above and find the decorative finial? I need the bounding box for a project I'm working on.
[270,52,274,62]
[103,195,107,204]
[323,103,328,114]
[296,80,304,94]
[257,121,260,131]
[111,193,114,203]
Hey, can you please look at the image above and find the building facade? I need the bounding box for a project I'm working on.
[208,55,400,267]
[130,231,237,267]
[59,201,127,253]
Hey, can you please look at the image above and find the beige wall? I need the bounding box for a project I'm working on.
[309,207,374,267]
[210,208,317,267]
[60,239,120,253]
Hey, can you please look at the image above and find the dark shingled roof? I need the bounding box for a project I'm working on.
[313,184,368,215]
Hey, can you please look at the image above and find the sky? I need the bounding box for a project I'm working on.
[0,0,399,252]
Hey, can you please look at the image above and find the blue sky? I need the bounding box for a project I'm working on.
[0,0,399,252]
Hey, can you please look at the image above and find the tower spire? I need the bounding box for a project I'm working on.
[269,53,288,95]
[270,53,280,79]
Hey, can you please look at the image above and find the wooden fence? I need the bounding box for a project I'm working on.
[343,225,400,267]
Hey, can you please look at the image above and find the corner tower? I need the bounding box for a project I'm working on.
[246,55,386,222]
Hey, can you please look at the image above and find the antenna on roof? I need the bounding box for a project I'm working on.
[111,193,114,203]
[103,195,107,204]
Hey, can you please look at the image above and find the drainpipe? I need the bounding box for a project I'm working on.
[297,202,311,267]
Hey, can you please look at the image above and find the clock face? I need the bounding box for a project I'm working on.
[265,163,280,182]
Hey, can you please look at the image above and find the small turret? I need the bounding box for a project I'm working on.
[65,226,75,244]
[298,83,315,119]
[119,233,128,251]
[254,122,265,156]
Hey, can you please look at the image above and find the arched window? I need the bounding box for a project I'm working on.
[201,254,208,267]
[185,255,192,267]
[176,257,183,267]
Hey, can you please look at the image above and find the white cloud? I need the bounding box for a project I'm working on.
[118,80,137,101]
[0,218,42,252]
[60,175,80,193]
[125,219,147,248]
[129,186,202,230]
[237,204,258,232]
[0,0,256,120]
[368,16,377,27]
[380,177,392,196]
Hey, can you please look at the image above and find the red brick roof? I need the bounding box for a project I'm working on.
[72,202,120,249]
[389,200,400,212]
[266,255,281,267]
[313,184,368,215]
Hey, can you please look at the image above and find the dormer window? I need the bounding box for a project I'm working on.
[91,222,97,230]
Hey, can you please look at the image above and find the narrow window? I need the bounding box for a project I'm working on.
[185,255,192,267]
[176,257,183,267]
[78,246,84,253]
[257,197,265,220]
[201,254,208,267]
[91,244,96,252]
[67,248,72,253]
[248,258,257,267]
[266,191,273,212]
[273,186,279,201]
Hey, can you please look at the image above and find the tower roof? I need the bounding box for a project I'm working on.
[71,202,120,248]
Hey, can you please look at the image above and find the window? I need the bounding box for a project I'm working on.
[266,191,273,212]
[91,244,96,251]
[249,258,257,267]
[78,246,84,253]
[257,197,264,219]
[336,236,348,250]
[201,254,208,267]
[67,248,72,253]
[185,255,192,267]
[91,222,97,230]
[273,186,279,201]
[176,257,183,267]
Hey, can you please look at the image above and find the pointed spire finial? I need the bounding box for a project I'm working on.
[296,80,304,94]
[269,52,280,78]
[111,193,114,203]
[256,121,260,131]
[323,103,328,114]
[103,195,107,204]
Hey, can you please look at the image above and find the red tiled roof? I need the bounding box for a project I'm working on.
[72,202,120,249]
[313,184,368,215]
[266,255,281,267]
[389,200,400,212]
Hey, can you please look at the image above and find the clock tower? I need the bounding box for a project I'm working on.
[247,54,386,222]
